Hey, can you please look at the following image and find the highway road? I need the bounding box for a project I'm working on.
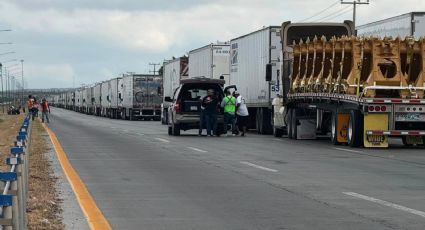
[48,107,425,230]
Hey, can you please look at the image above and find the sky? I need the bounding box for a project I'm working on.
[0,0,423,89]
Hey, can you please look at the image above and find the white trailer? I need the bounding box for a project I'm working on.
[93,82,102,116]
[100,81,111,117]
[81,87,88,114]
[107,77,123,119]
[229,26,282,134]
[121,74,162,120]
[357,12,425,38]
[66,91,74,110]
[74,88,83,112]
[161,57,188,124]
[189,42,230,83]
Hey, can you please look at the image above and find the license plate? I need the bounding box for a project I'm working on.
[396,113,424,121]
[367,135,385,143]
[190,106,198,111]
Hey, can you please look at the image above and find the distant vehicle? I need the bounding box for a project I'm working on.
[165,77,234,136]
[121,73,162,120]
[188,42,230,83]
[357,12,425,38]
[162,57,189,124]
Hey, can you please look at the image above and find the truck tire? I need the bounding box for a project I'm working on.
[291,108,298,140]
[347,110,364,147]
[273,127,283,137]
[172,123,180,136]
[331,112,340,145]
[129,109,134,121]
[256,108,273,135]
[287,108,293,139]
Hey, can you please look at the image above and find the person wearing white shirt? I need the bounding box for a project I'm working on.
[234,91,249,136]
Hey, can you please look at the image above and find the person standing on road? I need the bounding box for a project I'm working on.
[221,90,236,136]
[27,95,34,115]
[201,89,219,136]
[41,98,50,123]
[234,91,249,137]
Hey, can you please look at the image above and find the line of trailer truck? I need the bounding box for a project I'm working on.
[51,73,163,120]
[51,12,425,148]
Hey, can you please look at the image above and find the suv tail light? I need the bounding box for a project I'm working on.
[175,100,181,114]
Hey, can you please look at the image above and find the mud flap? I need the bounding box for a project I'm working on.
[364,113,389,148]
[337,113,349,143]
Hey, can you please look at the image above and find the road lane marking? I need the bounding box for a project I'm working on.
[240,161,278,172]
[43,124,112,230]
[187,147,207,153]
[333,147,363,154]
[155,138,170,143]
[343,192,425,218]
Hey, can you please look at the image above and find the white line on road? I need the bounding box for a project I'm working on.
[333,147,363,154]
[155,138,170,143]
[240,161,278,172]
[187,147,207,153]
[343,192,425,218]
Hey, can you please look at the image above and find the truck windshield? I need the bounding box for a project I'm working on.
[285,25,351,46]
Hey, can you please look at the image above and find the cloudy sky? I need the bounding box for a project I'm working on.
[0,0,423,88]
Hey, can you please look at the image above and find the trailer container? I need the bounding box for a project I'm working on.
[229,26,282,134]
[100,81,111,117]
[188,42,230,83]
[161,57,188,124]
[357,12,425,38]
[93,82,102,116]
[108,77,123,119]
[74,88,83,112]
[121,73,162,120]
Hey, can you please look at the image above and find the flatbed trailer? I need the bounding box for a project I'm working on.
[286,91,425,148]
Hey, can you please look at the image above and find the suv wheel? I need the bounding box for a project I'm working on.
[172,123,180,136]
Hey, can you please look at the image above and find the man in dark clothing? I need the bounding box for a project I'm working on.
[201,89,219,136]
[41,98,50,123]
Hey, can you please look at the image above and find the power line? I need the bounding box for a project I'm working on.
[319,5,353,22]
[299,0,340,22]
[314,5,351,22]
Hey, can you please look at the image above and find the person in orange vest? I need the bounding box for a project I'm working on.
[27,95,34,113]
[41,98,50,123]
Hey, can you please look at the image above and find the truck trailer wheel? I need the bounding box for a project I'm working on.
[347,110,364,147]
[256,108,273,135]
[129,109,134,121]
[172,123,180,136]
[331,112,340,145]
[287,108,293,139]
[273,127,283,137]
[291,108,298,140]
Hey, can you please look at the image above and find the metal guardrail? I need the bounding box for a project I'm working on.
[0,114,31,230]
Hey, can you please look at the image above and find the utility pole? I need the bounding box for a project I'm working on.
[21,59,24,107]
[0,63,2,113]
[149,63,160,75]
[341,0,369,33]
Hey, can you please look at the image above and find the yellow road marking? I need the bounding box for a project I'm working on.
[43,124,112,230]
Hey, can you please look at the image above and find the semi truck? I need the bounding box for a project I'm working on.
[275,21,425,148]
[161,56,189,124]
[100,80,110,117]
[108,77,123,119]
[188,42,230,83]
[121,73,162,120]
[93,82,102,116]
[357,12,425,38]
[229,26,282,134]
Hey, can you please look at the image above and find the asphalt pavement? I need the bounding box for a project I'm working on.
[47,107,425,230]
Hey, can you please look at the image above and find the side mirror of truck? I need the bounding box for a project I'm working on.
[266,63,272,82]
[164,96,172,102]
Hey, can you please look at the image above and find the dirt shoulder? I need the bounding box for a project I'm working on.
[27,120,64,229]
[0,114,24,171]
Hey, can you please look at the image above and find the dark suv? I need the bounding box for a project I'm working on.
[165,78,233,136]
